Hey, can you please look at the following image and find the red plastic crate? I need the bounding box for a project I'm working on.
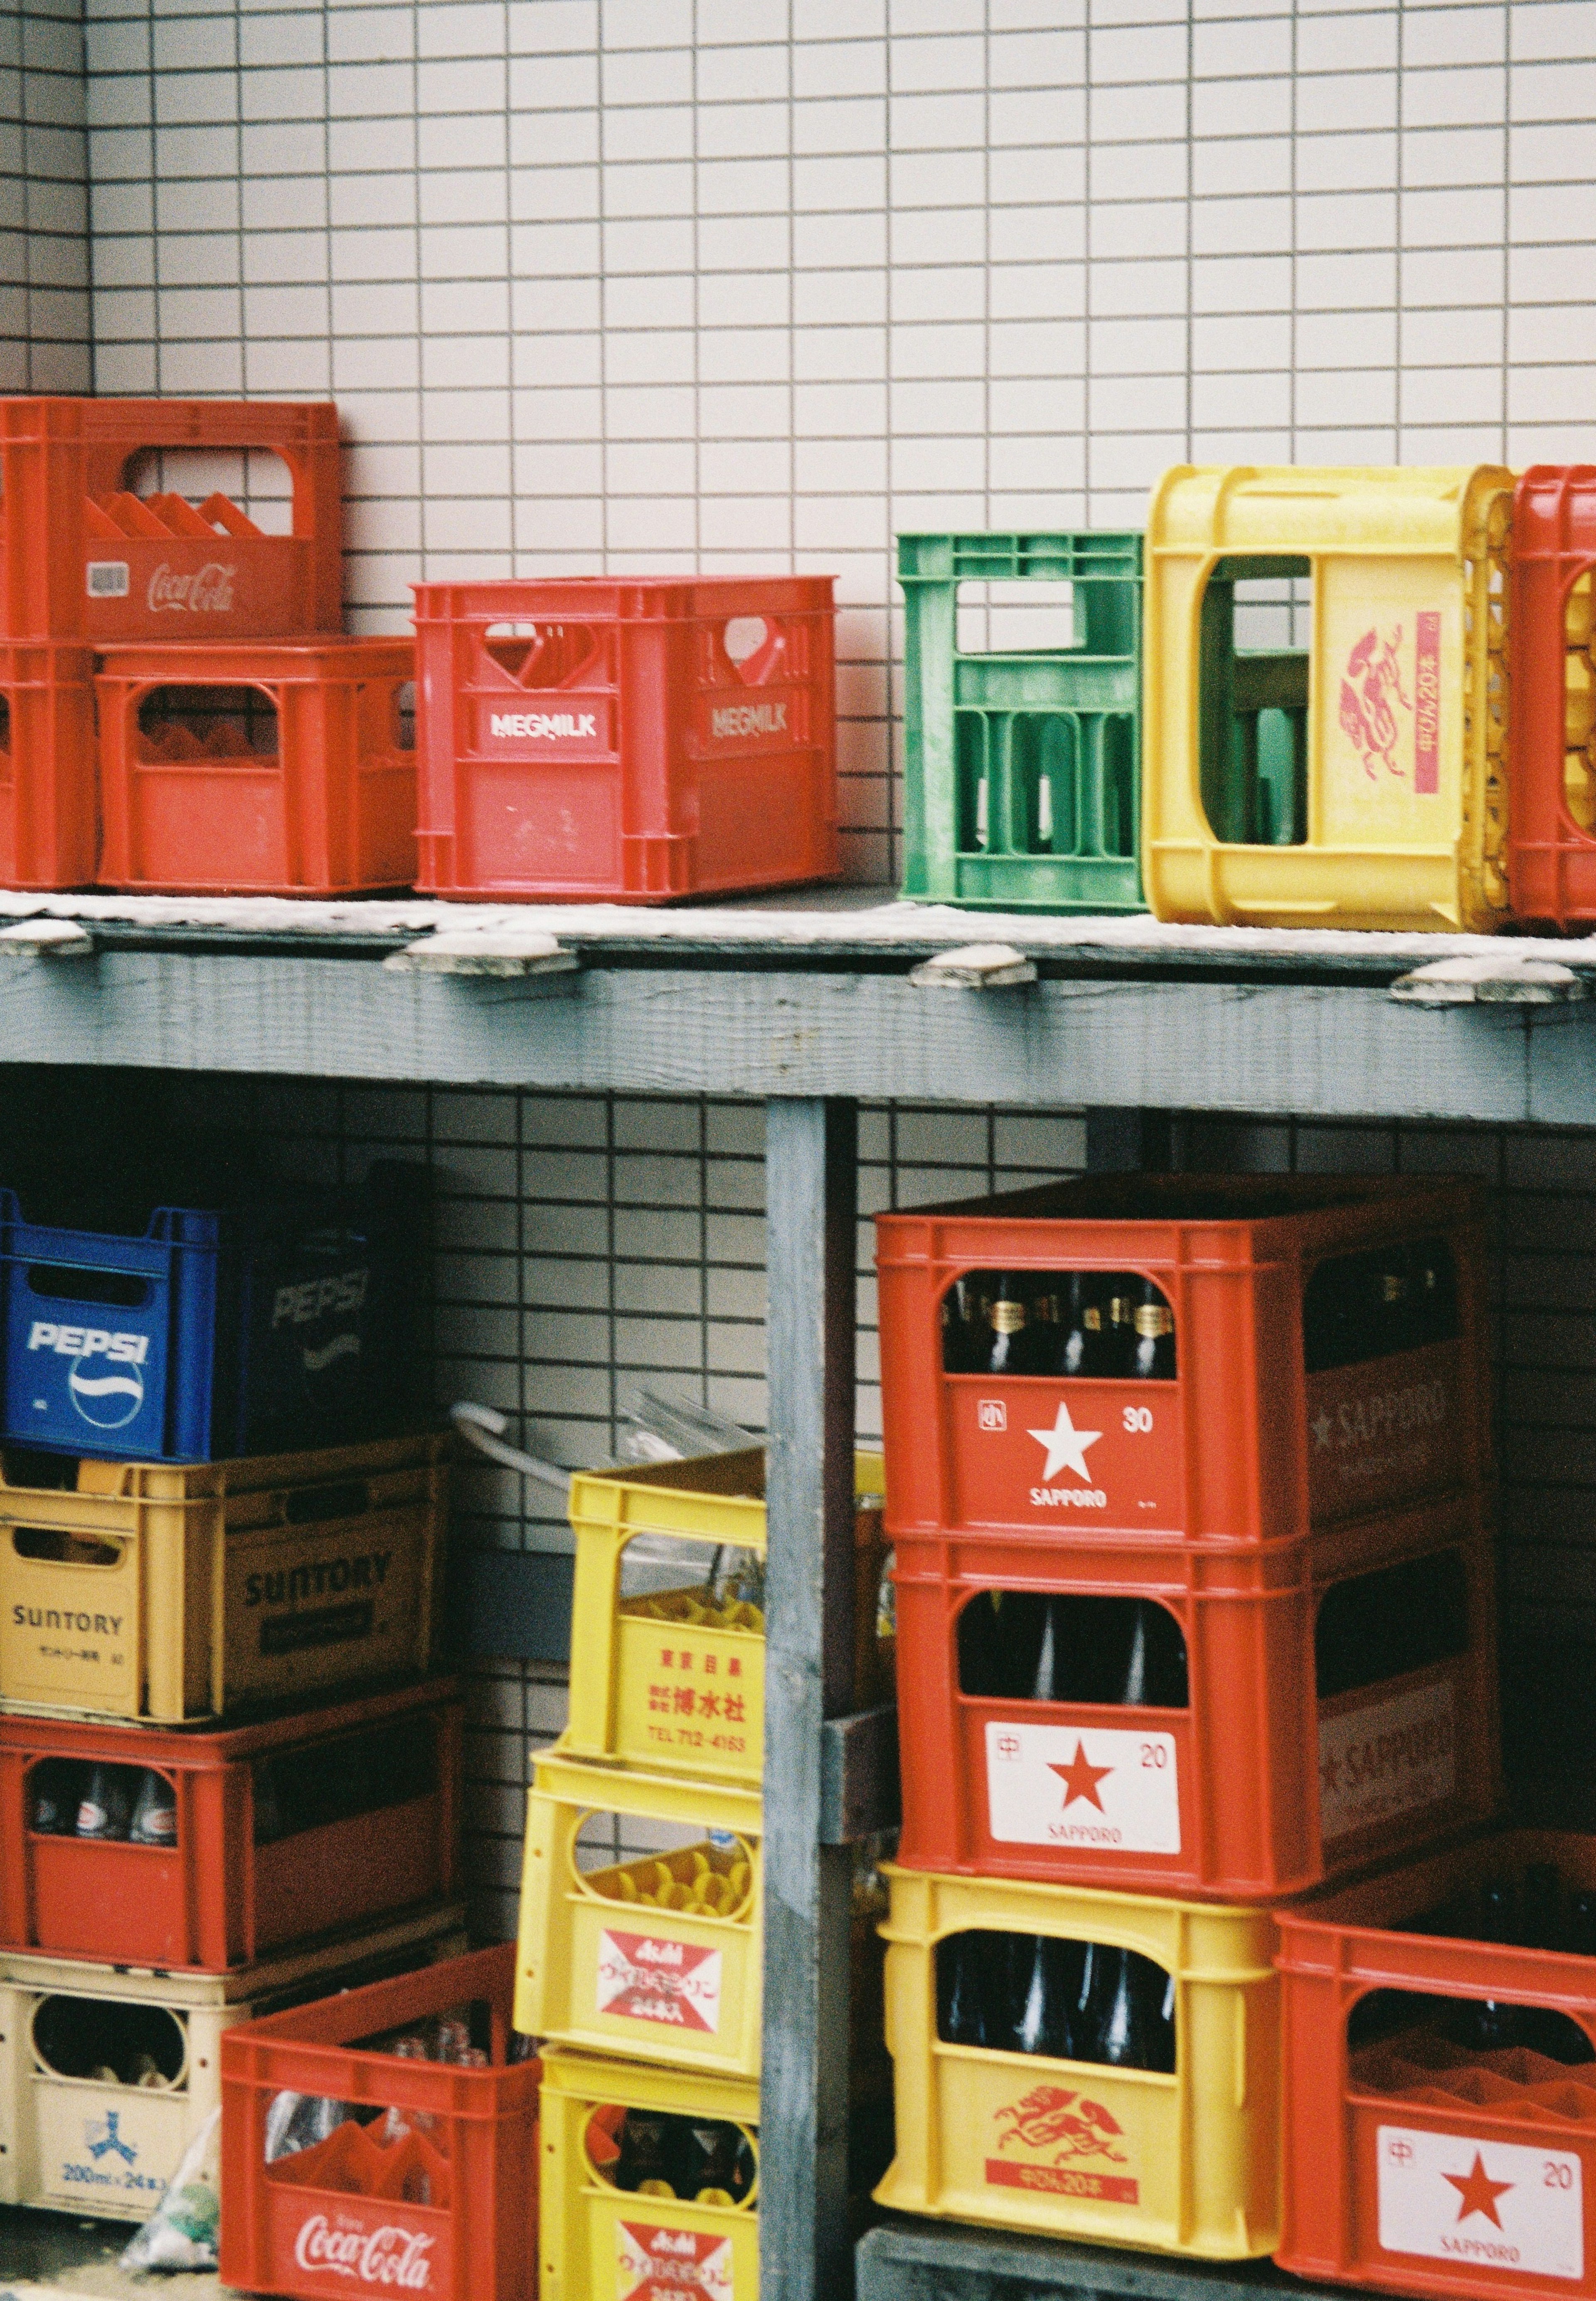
[892,1490,1500,1901]
[96,637,416,894]
[411,576,838,902]
[1278,1828,1596,2301]
[875,1174,1489,1552]
[0,641,96,888]
[0,397,342,642]
[1508,466,1596,928]
[221,1942,539,2301]
[0,1678,461,1971]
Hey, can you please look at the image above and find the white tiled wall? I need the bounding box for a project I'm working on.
[66,0,1596,886]
[0,0,88,390]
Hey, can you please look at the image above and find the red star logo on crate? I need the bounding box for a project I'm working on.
[1444,2152,1514,2228]
[1048,1742,1114,1812]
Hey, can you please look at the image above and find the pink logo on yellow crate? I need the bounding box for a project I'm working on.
[618,2221,734,2301]
[986,2086,1138,2205]
[597,1928,723,2034]
[1337,614,1442,794]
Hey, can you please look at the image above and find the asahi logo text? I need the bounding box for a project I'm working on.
[710,700,787,739]
[293,2216,434,2288]
[490,710,597,741]
[148,562,236,613]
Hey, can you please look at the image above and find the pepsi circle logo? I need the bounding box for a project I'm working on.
[69,1352,145,1430]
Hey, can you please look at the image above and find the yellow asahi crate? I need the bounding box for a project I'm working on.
[0,1903,466,2219]
[0,1431,447,1722]
[517,1738,762,2082]
[1142,463,1514,932]
[539,2047,759,2301]
[875,1862,1280,2260]
[564,1447,886,1790]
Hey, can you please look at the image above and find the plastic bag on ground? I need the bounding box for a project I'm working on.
[118,2105,221,2272]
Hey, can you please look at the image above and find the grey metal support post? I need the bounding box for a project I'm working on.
[762,1096,859,2301]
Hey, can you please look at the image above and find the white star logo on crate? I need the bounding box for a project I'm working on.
[1312,1411,1334,1450]
[1028,1402,1102,1482]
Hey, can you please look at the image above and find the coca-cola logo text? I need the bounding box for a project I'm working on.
[293,2216,434,2289]
[148,562,236,613]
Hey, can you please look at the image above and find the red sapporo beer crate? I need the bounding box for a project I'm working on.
[874,1174,1489,1553]
[96,638,417,895]
[0,641,96,888]
[411,576,838,902]
[892,1490,1500,1901]
[1278,1829,1596,2301]
[0,397,342,643]
[220,1942,539,2301]
[1507,466,1596,928]
[0,1678,461,1972]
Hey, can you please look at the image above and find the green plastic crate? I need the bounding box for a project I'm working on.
[897,530,1145,914]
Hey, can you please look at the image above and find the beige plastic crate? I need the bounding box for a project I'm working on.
[0,1431,447,1722]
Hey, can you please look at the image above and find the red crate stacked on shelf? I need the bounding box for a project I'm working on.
[869,1172,1503,2259]
[411,576,839,903]
[0,394,419,895]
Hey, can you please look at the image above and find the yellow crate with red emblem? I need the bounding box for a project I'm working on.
[515,1738,762,2082]
[1141,464,1513,932]
[874,1862,1281,2258]
[539,2047,759,2301]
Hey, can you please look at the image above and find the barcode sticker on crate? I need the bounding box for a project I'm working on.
[619,2222,734,2301]
[86,561,130,599]
[1318,1677,1456,1842]
[984,1721,1180,1854]
[1377,2126,1582,2280]
[596,1928,723,2034]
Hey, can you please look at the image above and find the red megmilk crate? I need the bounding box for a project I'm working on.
[874,1174,1489,1552]
[1278,1828,1596,2300]
[0,641,96,887]
[96,637,416,894]
[1508,466,1596,928]
[411,576,838,902]
[221,1942,539,2301]
[892,1488,1500,1901]
[0,397,342,642]
[0,1678,461,1971]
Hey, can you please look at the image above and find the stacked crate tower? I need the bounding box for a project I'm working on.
[0,394,415,895]
[871,1171,1502,2262]
[513,1441,888,2299]
[0,1136,462,2224]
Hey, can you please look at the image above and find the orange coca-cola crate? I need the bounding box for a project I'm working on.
[0,1678,461,1973]
[875,1174,1489,1552]
[1277,1828,1596,2300]
[220,1941,539,2301]
[0,641,96,889]
[95,637,417,894]
[0,397,342,642]
[1507,466,1596,928]
[892,1490,1500,1901]
[411,576,838,902]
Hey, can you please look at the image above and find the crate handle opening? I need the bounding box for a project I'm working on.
[22,1263,150,1310]
[281,1478,371,1526]
[12,1523,123,1568]
[32,1993,187,2090]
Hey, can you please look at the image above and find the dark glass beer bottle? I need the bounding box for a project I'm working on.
[1059,1274,1091,1377]
[942,1277,981,1372]
[1118,1599,1189,1709]
[1456,1877,1521,2052]
[1132,1280,1175,1380]
[1105,1291,1135,1376]
[616,2110,679,2196]
[937,1932,993,2048]
[986,1274,1033,1375]
[1012,1934,1075,2060]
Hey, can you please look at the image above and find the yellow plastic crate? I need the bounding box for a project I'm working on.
[1143,464,1514,931]
[875,1863,1280,2259]
[0,1430,448,1722]
[516,1738,763,2081]
[539,2047,759,2301]
[565,1446,887,1788]
[0,1905,466,2218]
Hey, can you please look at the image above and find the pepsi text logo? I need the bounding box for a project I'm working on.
[29,1320,150,1431]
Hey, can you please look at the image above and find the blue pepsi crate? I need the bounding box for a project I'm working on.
[0,1167,423,1463]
